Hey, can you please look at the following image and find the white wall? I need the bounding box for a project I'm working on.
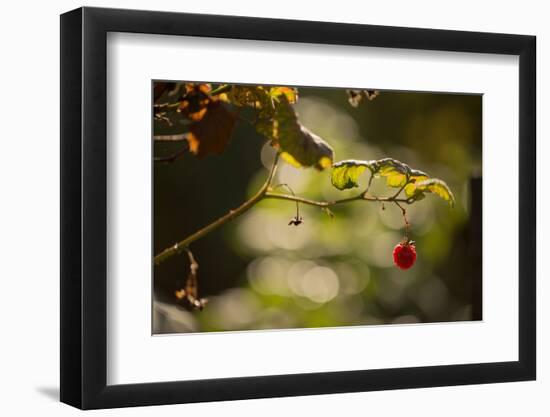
[0,0,545,415]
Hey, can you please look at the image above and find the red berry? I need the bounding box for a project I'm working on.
[393,241,416,270]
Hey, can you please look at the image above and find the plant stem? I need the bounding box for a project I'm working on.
[154,156,412,265]
[153,153,280,265]
[394,200,410,239]
[263,192,410,207]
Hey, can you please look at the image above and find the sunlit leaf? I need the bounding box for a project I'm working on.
[331,159,376,190]
[267,96,334,170]
[373,158,411,188]
[414,178,455,207]
[404,169,430,197]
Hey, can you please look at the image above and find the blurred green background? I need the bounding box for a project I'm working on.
[153,84,482,334]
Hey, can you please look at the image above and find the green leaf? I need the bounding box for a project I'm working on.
[331,159,376,190]
[414,179,455,207]
[404,169,430,197]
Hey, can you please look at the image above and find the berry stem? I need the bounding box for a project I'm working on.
[394,200,410,241]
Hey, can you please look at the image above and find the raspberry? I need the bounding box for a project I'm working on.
[393,241,416,270]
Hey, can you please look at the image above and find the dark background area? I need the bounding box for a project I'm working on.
[153,83,482,333]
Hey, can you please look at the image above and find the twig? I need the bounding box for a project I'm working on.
[209,84,231,96]
[154,166,414,265]
[153,153,418,265]
[175,247,207,310]
[154,133,189,142]
[153,153,280,265]
[263,192,410,208]
[365,172,375,194]
[271,184,302,225]
[154,142,190,164]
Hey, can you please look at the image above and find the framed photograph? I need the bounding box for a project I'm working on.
[60,6,536,409]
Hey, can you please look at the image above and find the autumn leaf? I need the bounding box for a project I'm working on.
[226,85,332,169]
[412,179,455,207]
[178,83,213,121]
[187,101,238,158]
[403,170,430,197]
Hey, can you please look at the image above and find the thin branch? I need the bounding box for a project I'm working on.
[391,181,409,199]
[365,172,375,194]
[154,133,189,142]
[271,183,301,224]
[175,247,207,310]
[153,153,416,265]
[154,142,190,164]
[209,84,231,96]
[154,112,174,126]
[153,153,280,265]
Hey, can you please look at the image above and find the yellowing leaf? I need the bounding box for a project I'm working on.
[269,86,298,103]
[330,157,454,209]
[331,159,376,190]
[404,169,429,197]
[373,158,411,188]
[228,85,273,119]
[280,151,301,168]
[318,156,333,170]
[268,96,334,170]
[415,179,455,207]
[228,85,330,169]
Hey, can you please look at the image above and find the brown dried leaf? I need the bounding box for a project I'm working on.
[187,101,238,158]
[178,83,213,121]
[347,89,380,107]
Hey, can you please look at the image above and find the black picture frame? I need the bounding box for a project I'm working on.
[60,6,536,410]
